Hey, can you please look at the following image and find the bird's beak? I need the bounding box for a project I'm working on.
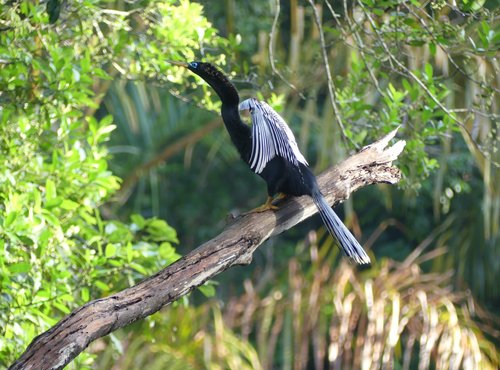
[168,61,188,68]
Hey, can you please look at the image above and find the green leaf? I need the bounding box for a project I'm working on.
[198,281,217,298]
[95,280,110,292]
[53,302,70,314]
[105,244,117,258]
[459,0,485,12]
[131,214,146,229]
[145,219,178,243]
[158,242,180,263]
[429,42,436,56]
[81,287,90,302]
[60,199,79,210]
[35,289,51,299]
[198,284,216,298]
[97,125,116,140]
[4,211,18,228]
[41,209,61,227]
[45,196,64,209]
[424,63,433,80]
[9,262,31,274]
[100,115,114,126]
[45,178,57,200]
[129,262,148,275]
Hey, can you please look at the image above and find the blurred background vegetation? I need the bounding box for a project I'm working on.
[1,0,498,369]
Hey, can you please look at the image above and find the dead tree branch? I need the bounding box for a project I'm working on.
[10,128,405,370]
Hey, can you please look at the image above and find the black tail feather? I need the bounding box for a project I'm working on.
[312,193,370,265]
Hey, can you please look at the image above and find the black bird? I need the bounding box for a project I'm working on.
[170,61,370,265]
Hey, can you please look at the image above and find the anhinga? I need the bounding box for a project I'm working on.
[170,61,370,265]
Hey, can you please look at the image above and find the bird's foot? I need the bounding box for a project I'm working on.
[274,193,289,202]
[247,196,279,214]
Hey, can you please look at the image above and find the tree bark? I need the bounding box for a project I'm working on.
[10,128,405,370]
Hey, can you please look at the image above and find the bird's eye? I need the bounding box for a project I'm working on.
[189,62,199,68]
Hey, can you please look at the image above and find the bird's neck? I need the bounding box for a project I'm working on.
[221,103,252,163]
[201,70,252,162]
[208,76,240,107]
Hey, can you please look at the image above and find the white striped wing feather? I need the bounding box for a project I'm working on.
[239,98,308,174]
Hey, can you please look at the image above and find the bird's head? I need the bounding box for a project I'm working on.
[169,61,227,85]
[169,60,239,105]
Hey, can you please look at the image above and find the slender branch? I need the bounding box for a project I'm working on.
[268,0,306,100]
[307,0,357,148]
[450,108,499,119]
[10,129,405,370]
[402,3,500,94]
[333,0,385,97]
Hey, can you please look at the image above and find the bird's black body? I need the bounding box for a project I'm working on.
[180,61,370,264]
[186,62,313,197]
[260,158,316,197]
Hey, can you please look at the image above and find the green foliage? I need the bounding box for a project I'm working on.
[0,0,223,367]
[336,55,450,190]
[1,0,498,367]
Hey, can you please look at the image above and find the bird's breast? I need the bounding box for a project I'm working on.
[257,157,316,197]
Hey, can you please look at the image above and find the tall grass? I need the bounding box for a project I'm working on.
[221,233,498,370]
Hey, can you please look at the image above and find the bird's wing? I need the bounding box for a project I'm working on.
[239,98,308,174]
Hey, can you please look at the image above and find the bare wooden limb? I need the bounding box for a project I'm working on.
[10,129,405,370]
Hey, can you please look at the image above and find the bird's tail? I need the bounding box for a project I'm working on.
[312,192,370,265]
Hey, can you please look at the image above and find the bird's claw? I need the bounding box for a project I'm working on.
[247,196,279,214]
[251,203,279,213]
